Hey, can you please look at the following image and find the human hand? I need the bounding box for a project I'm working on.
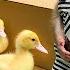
[57,38,70,62]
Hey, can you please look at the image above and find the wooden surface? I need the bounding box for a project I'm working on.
[0,1,55,70]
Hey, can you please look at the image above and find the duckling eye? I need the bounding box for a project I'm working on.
[32,39,35,41]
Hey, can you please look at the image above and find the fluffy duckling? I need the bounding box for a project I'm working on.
[0,19,8,53]
[0,30,48,70]
[8,30,48,70]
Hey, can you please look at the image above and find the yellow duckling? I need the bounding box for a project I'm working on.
[8,30,48,70]
[0,19,8,53]
[0,30,48,70]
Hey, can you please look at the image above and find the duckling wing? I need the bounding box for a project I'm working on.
[0,37,8,53]
[0,54,15,70]
[9,52,34,70]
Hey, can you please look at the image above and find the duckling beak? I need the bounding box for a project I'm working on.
[36,44,48,54]
[0,29,6,37]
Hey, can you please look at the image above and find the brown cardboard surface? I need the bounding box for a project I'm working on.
[0,1,55,70]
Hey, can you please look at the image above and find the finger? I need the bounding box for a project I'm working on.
[60,53,70,61]
[64,55,70,61]
[63,50,70,56]
[63,57,70,62]
[65,56,70,59]
[60,46,70,55]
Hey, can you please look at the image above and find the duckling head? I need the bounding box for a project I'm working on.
[15,30,48,54]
